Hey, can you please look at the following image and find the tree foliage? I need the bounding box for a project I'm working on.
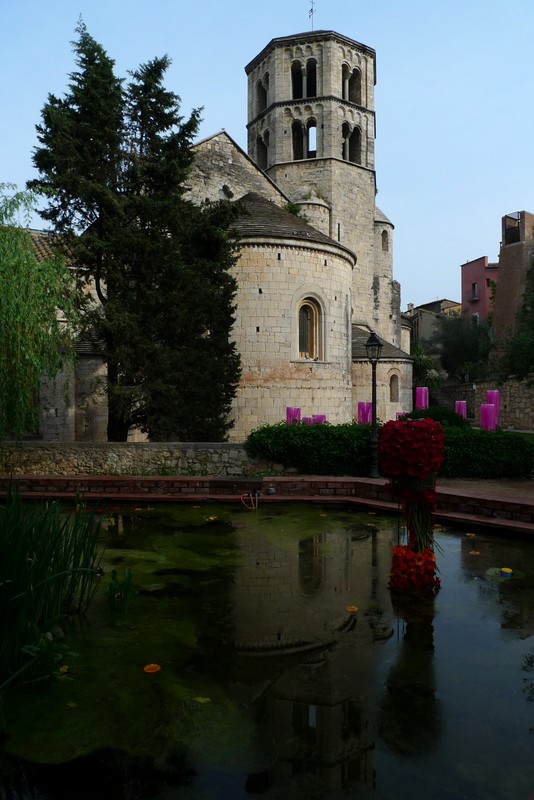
[0,185,78,440]
[499,260,534,382]
[423,313,492,383]
[29,22,241,441]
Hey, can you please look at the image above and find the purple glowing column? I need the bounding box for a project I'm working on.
[285,407,301,424]
[486,390,500,426]
[455,400,467,419]
[357,402,372,424]
[312,414,327,424]
[480,403,497,431]
[415,386,429,409]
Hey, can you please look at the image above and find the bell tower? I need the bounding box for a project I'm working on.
[245,30,400,345]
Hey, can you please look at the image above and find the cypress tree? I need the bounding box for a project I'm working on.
[30,25,241,440]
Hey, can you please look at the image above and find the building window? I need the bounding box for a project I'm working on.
[306,119,317,158]
[471,282,478,299]
[342,65,362,105]
[291,60,304,99]
[381,230,389,252]
[342,123,361,164]
[298,298,322,359]
[256,133,268,169]
[389,374,399,402]
[256,74,268,113]
[292,120,304,160]
[306,59,317,97]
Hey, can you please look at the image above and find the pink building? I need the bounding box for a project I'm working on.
[461,255,498,323]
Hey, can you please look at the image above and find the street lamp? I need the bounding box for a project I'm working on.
[365,331,383,478]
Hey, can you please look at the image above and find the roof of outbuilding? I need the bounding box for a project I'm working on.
[234,192,356,262]
[351,326,411,361]
[27,229,60,262]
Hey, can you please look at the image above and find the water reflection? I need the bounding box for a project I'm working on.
[224,512,397,798]
[378,599,440,759]
[2,505,534,800]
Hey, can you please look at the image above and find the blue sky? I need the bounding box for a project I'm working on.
[3,0,534,308]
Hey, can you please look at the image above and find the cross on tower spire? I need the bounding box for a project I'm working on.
[309,0,316,30]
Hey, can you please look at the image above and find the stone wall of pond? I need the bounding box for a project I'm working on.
[0,442,283,477]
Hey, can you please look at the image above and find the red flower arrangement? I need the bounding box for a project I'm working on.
[378,418,445,482]
[378,418,445,594]
[388,545,441,595]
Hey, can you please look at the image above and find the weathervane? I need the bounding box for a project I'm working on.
[309,0,316,30]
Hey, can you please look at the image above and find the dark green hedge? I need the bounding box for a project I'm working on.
[441,428,534,479]
[245,421,372,476]
[245,421,534,479]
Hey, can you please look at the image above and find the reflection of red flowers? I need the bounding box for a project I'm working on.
[389,545,440,594]
[378,418,445,481]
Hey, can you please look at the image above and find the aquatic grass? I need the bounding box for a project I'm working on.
[0,492,103,691]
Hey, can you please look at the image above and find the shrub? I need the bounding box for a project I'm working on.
[245,420,534,480]
[245,421,372,476]
[442,428,534,479]
[403,405,470,428]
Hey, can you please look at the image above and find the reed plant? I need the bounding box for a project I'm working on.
[0,492,103,692]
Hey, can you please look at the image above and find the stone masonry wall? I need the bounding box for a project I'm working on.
[433,378,534,430]
[0,442,266,477]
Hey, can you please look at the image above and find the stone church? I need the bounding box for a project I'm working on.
[39,29,412,443]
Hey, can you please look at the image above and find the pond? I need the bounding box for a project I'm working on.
[1,501,534,799]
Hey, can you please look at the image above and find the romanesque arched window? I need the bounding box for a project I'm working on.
[298,298,323,359]
[306,119,317,158]
[389,374,399,402]
[306,59,317,97]
[342,65,362,105]
[291,60,304,99]
[348,68,362,105]
[256,74,268,113]
[382,230,389,252]
[257,134,268,169]
[342,123,361,164]
[292,119,304,160]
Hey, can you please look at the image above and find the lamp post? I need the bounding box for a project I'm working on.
[365,331,383,478]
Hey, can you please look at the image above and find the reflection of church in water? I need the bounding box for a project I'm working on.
[230,511,397,797]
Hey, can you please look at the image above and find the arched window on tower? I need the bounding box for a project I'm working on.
[389,374,399,403]
[306,119,317,158]
[298,298,323,359]
[382,230,389,252]
[256,74,268,113]
[292,120,304,160]
[349,127,361,164]
[342,65,362,104]
[306,59,317,97]
[342,123,361,164]
[257,133,268,169]
[291,60,304,99]
[341,64,350,99]
[348,68,362,105]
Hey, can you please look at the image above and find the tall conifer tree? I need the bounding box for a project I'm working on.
[30,24,241,440]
